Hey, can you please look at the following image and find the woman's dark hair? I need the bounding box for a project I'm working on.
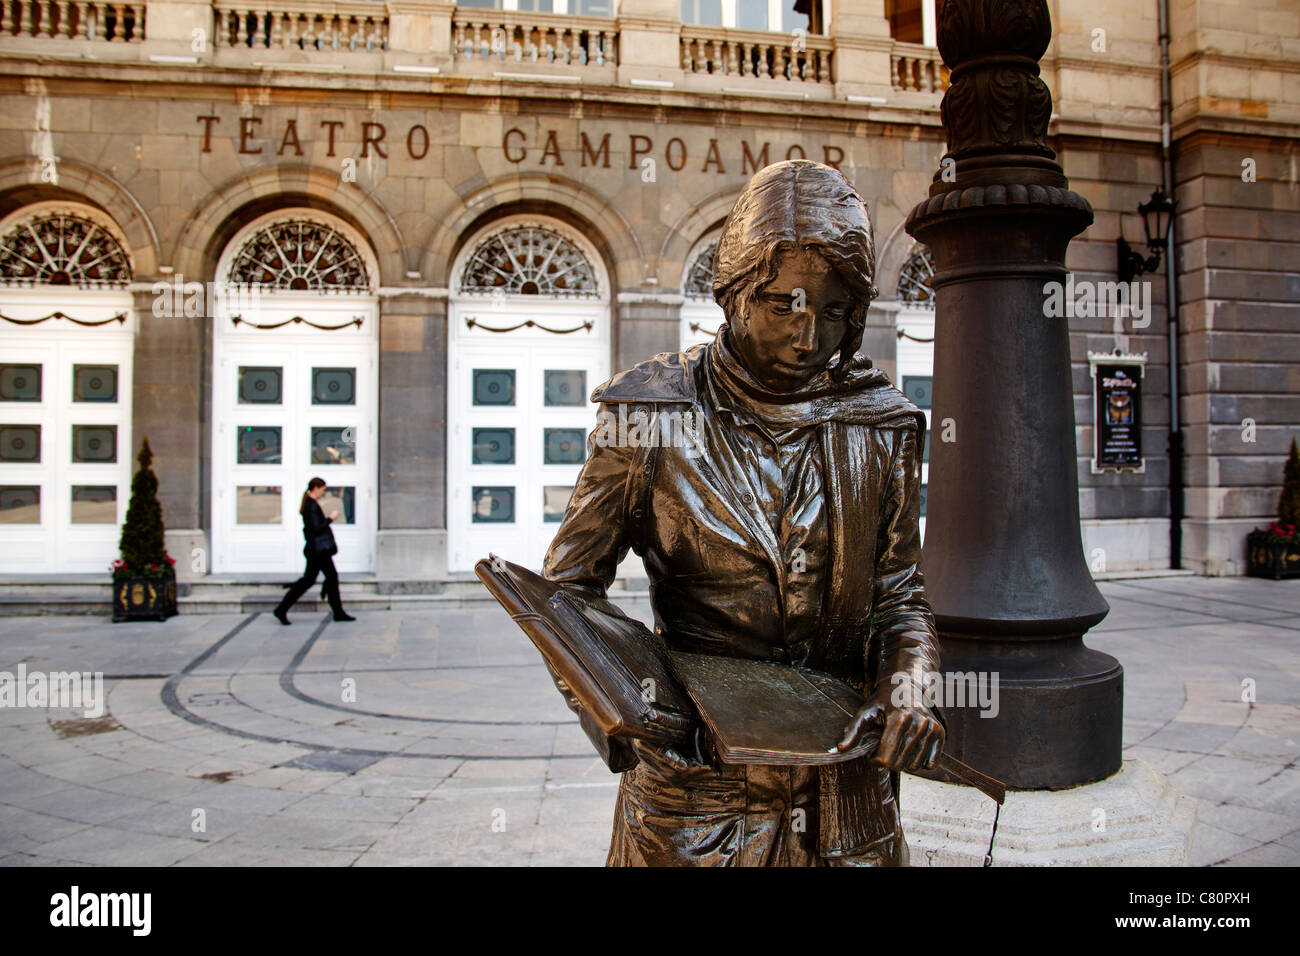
[712,160,878,380]
[300,477,327,516]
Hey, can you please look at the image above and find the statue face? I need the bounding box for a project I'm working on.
[730,247,852,392]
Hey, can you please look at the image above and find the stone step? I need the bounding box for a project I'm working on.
[0,586,652,617]
[0,575,487,598]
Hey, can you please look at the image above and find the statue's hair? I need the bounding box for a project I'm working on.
[713,160,878,379]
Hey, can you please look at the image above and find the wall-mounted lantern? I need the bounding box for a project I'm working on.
[1117,189,1174,285]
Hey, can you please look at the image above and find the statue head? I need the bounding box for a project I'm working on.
[712,160,878,392]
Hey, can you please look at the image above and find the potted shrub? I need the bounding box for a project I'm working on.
[111,438,178,621]
[1246,437,1300,580]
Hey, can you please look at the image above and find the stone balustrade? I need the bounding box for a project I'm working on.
[0,0,145,40]
[452,11,617,68]
[0,0,941,105]
[680,24,831,84]
[890,40,948,93]
[213,1,387,51]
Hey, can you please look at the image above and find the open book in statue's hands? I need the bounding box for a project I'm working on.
[477,554,1004,803]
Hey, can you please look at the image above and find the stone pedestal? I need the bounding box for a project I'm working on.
[902,759,1197,866]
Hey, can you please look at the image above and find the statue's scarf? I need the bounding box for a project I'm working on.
[706,325,916,429]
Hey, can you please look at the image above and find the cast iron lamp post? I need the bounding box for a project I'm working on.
[905,0,1123,789]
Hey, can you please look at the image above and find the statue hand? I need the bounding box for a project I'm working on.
[874,702,944,772]
[836,693,944,773]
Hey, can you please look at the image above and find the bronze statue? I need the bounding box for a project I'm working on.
[542,160,944,866]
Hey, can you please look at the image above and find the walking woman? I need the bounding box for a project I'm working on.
[274,477,356,624]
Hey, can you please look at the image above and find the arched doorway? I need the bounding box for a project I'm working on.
[210,210,379,574]
[680,234,724,349]
[447,216,611,572]
[0,202,136,573]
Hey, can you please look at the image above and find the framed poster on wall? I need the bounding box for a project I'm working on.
[1088,350,1147,474]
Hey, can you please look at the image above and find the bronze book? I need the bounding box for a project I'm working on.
[667,651,875,765]
[474,555,695,771]
[670,650,1005,803]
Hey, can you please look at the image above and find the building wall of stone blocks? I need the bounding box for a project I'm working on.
[1175,133,1300,574]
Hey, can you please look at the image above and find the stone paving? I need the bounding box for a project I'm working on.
[0,576,1297,866]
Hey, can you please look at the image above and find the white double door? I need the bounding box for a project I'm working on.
[0,295,134,574]
[212,322,376,575]
[447,302,608,572]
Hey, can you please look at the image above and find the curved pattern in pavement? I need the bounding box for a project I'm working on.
[161,613,592,761]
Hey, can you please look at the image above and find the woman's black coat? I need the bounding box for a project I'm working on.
[302,496,337,557]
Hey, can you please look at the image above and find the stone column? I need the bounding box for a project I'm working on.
[616,0,682,85]
[614,292,680,371]
[904,0,1121,789]
[376,293,447,579]
[827,0,892,102]
[387,1,457,59]
[130,284,208,581]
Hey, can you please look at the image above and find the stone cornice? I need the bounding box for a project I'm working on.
[1170,49,1300,78]
[1171,116,1300,145]
[1044,55,1162,80]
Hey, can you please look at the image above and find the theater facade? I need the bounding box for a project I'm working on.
[0,0,1296,581]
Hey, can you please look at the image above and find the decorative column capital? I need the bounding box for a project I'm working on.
[928,0,1061,194]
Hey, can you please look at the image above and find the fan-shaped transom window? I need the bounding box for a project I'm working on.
[684,240,718,299]
[459,225,599,297]
[227,219,371,292]
[898,246,936,307]
[0,212,132,287]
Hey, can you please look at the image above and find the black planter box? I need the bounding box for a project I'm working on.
[1246,532,1300,580]
[112,568,178,621]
